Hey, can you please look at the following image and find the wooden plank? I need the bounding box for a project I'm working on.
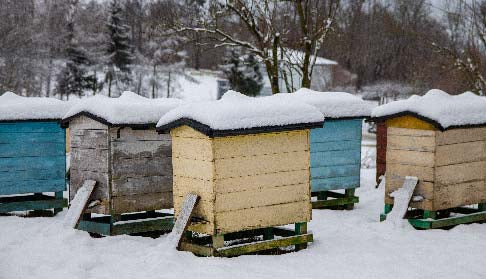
[215,201,311,234]
[310,119,362,143]
[0,168,65,182]
[386,116,437,130]
[311,164,360,179]
[311,176,360,192]
[387,127,436,137]
[215,234,313,257]
[179,242,214,257]
[311,140,361,152]
[64,180,96,228]
[111,156,172,178]
[434,181,486,210]
[435,161,486,185]
[0,178,66,196]
[111,141,171,159]
[111,192,173,214]
[310,149,361,168]
[215,183,309,212]
[112,175,172,196]
[0,132,65,144]
[0,155,65,171]
[435,141,486,166]
[436,127,486,146]
[0,195,67,213]
[109,127,167,141]
[386,176,418,221]
[312,196,359,208]
[172,137,213,161]
[70,129,108,149]
[386,149,435,167]
[214,151,309,179]
[173,158,214,180]
[70,147,109,172]
[215,169,309,194]
[0,142,65,157]
[69,169,109,206]
[387,163,434,182]
[0,122,63,133]
[68,116,107,130]
[171,125,209,139]
[170,193,200,249]
[385,174,434,200]
[213,130,308,159]
[112,216,174,235]
[387,134,436,152]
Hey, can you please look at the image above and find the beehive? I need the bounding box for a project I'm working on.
[171,125,313,235]
[372,90,486,213]
[62,93,181,218]
[0,93,69,214]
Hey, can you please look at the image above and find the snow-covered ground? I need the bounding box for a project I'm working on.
[1,144,486,279]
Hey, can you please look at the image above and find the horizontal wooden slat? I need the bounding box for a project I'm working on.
[311,164,360,179]
[435,141,486,166]
[0,155,65,171]
[435,161,486,185]
[387,127,436,137]
[71,147,108,172]
[70,129,108,149]
[172,137,213,161]
[111,141,171,159]
[0,122,63,133]
[0,178,66,195]
[215,201,311,234]
[0,132,65,144]
[68,116,107,130]
[310,149,361,167]
[213,130,308,159]
[311,176,360,191]
[215,183,309,212]
[214,151,309,179]
[69,169,109,204]
[385,174,434,200]
[386,149,435,167]
[109,127,167,141]
[311,140,361,152]
[434,181,486,210]
[112,175,172,196]
[387,134,436,152]
[174,176,214,196]
[310,120,362,143]
[171,126,208,139]
[112,192,173,214]
[386,163,435,182]
[0,168,65,182]
[384,196,433,211]
[436,127,486,146]
[386,116,437,131]
[173,158,214,180]
[215,169,309,194]
[111,156,172,178]
[0,142,65,157]
[174,193,215,235]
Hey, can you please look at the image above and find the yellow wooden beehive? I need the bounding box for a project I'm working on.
[171,125,312,235]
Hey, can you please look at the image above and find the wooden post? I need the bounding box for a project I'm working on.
[295,222,308,251]
[384,204,393,214]
[423,210,437,219]
[317,191,327,201]
[212,235,225,250]
[53,191,64,215]
[479,203,486,212]
[263,228,274,240]
[345,188,356,210]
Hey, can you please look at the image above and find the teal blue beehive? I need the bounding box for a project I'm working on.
[0,92,69,214]
[274,89,372,209]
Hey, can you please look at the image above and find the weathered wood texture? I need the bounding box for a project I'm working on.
[68,116,173,215]
[172,126,312,235]
[310,119,362,192]
[0,121,66,196]
[384,118,486,211]
[376,122,387,183]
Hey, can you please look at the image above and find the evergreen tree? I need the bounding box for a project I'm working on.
[106,0,135,96]
[222,49,263,97]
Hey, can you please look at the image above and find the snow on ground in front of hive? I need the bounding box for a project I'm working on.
[2,147,486,278]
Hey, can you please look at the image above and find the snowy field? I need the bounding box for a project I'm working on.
[1,145,486,279]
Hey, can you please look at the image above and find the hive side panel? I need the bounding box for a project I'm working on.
[171,126,215,235]
[436,127,486,146]
[110,128,173,213]
[0,121,66,195]
[214,130,311,234]
[69,116,110,214]
[384,126,436,210]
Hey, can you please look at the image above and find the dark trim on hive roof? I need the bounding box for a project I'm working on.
[156,118,325,137]
[60,111,156,129]
[370,111,486,131]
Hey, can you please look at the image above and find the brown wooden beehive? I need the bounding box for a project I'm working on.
[383,115,486,211]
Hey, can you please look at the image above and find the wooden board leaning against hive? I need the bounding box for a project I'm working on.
[372,89,486,229]
[0,92,71,215]
[156,90,325,256]
[61,92,182,236]
[272,88,373,210]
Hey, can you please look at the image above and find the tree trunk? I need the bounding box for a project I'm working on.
[152,65,156,98]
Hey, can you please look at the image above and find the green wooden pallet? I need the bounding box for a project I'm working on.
[180,222,313,257]
[312,189,359,210]
[380,203,486,229]
[0,193,66,215]
[78,211,174,236]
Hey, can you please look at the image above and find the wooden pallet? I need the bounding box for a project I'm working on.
[312,189,358,210]
[179,222,313,257]
[0,192,66,215]
[78,211,174,236]
[380,203,486,229]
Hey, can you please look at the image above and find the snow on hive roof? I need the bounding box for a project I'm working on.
[371,89,486,130]
[156,90,325,137]
[62,91,183,127]
[0,91,71,121]
[272,88,373,118]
